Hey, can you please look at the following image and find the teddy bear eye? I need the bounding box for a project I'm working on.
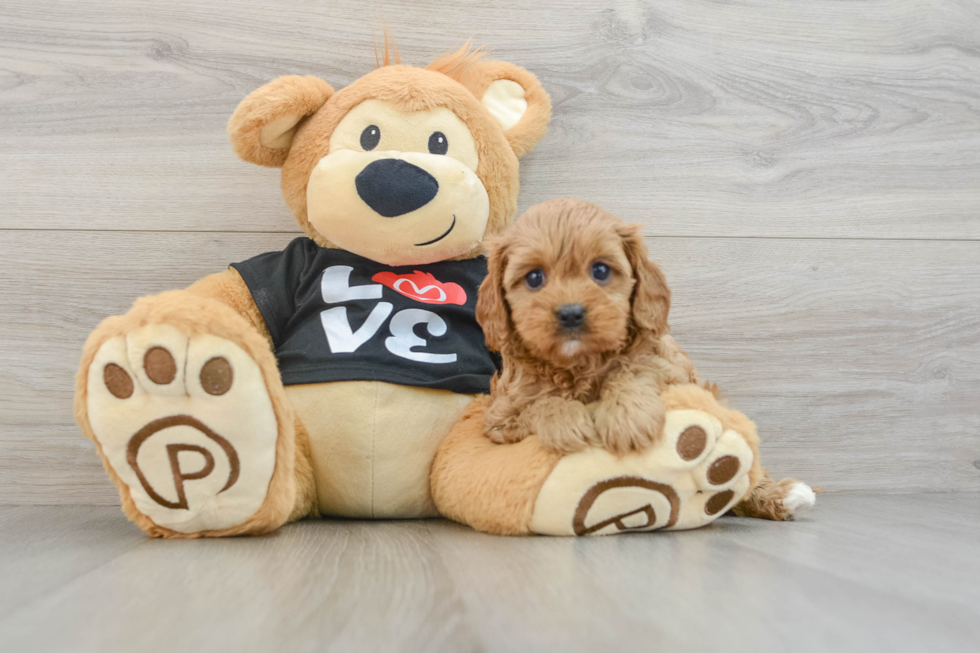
[590,261,612,285]
[525,269,546,290]
[428,131,448,155]
[360,125,381,151]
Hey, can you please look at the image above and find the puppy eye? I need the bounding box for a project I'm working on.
[590,261,612,285]
[428,131,448,155]
[360,125,381,151]
[525,269,546,290]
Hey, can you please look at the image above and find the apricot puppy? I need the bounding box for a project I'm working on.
[477,198,691,455]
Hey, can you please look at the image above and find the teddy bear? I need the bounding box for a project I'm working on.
[74,41,808,538]
[75,41,554,537]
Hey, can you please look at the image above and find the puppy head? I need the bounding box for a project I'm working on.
[478,199,670,364]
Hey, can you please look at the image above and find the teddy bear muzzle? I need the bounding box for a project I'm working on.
[306,149,491,267]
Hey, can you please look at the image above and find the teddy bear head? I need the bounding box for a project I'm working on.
[227,43,551,267]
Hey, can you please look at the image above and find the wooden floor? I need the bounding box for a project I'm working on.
[0,493,976,652]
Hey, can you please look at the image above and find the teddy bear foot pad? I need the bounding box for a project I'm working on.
[531,409,753,536]
[85,323,280,534]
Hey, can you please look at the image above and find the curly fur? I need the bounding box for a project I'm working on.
[477,199,686,456]
[476,198,814,520]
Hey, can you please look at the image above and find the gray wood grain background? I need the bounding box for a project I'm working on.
[1,0,978,504]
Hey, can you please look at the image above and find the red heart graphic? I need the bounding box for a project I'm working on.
[372,271,467,305]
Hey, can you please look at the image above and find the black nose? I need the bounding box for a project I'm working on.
[556,304,586,329]
[355,159,439,217]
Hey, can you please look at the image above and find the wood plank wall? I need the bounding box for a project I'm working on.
[1,0,978,504]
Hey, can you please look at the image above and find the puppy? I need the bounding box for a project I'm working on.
[477,198,700,455]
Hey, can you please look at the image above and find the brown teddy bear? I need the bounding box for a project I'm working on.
[75,42,551,537]
[74,41,811,538]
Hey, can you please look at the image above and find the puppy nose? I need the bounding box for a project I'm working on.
[556,304,586,329]
[355,159,439,217]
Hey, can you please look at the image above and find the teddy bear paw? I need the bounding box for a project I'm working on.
[529,408,754,535]
[84,323,281,534]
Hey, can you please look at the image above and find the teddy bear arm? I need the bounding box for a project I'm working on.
[185,268,273,347]
[431,397,564,535]
[438,385,777,536]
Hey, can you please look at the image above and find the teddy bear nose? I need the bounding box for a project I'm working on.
[355,159,439,217]
[556,304,586,329]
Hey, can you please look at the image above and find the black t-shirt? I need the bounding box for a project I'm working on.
[231,238,496,394]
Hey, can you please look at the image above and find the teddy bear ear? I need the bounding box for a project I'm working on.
[227,75,334,168]
[458,62,552,158]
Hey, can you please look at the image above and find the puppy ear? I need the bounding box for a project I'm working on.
[457,62,552,158]
[619,223,671,336]
[476,237,512,351]
[227,75,334,168]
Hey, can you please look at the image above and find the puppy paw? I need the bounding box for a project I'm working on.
[593,396,665,455]
[530,405,754,535]
[484,424,524,446]
[532,397,597,454]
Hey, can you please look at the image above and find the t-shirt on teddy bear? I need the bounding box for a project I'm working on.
[231,237,497,394]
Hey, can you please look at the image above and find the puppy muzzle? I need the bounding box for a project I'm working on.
[556,303,586,332]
